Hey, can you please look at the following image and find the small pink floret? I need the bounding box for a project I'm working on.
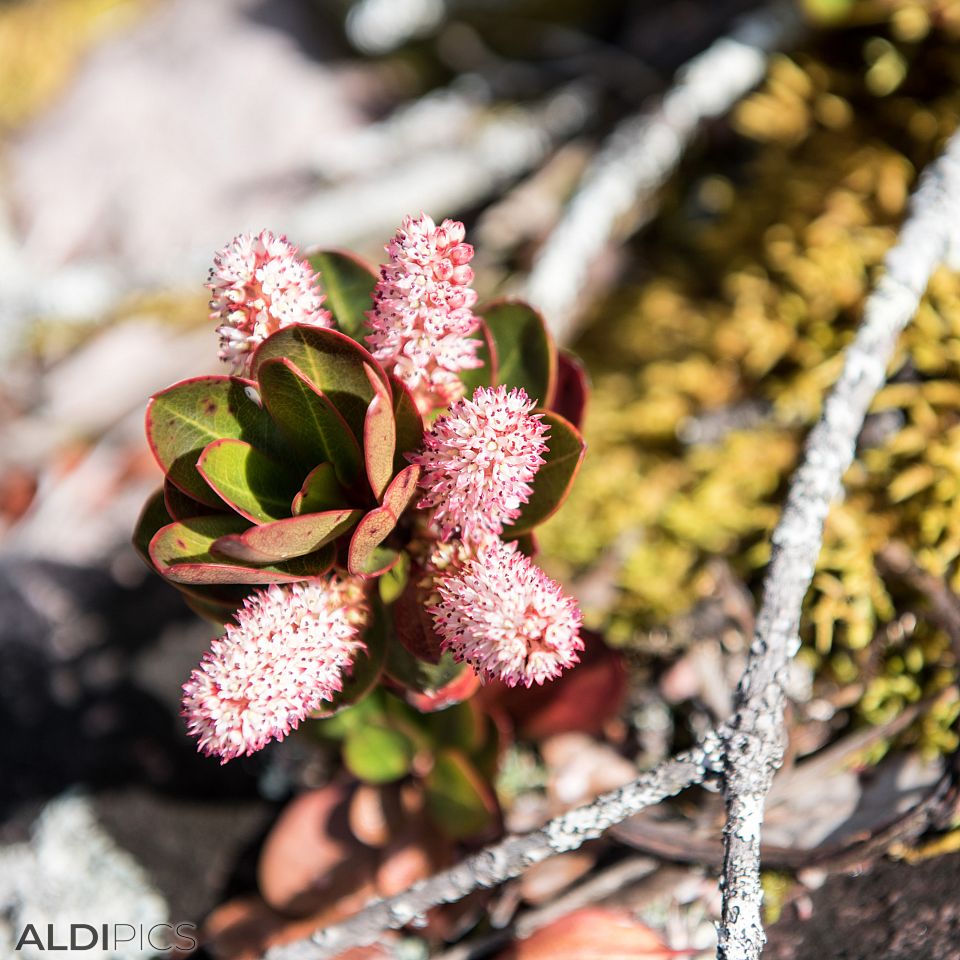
[410,385,549,543]
[208,230,332,373]
[182,578,367,763]
[431,538,583,687]
[365,213,481,414]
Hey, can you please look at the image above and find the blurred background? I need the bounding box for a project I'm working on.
[3,1,960,958]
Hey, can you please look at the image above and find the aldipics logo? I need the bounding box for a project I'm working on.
[14,922,198,953]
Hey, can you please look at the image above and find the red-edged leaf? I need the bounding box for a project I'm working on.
[510,411,585,536]
[347,466,420,577]
[496,908,679,960]
[197,438,300,524]
[212,509,361,564]
[552,352,589,430]
[384,641,480,711]
[480,300,556,408]
[363,364,396,500]
[174,582,250,625]
[150,516,334,584]
[251,324,388,442]
[308,249,378,342]
[258,357,364,489]
[163,478,220,521]
[392,578,444,664]
[388,375,424,471]
[458,319,498,395]
[133,489,173,568]
[423,749,499,841]
[403,667,481,712]
[312,598,389,719]
[145,376,278,507]
[291,463,348,515]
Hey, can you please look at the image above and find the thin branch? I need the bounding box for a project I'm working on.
[717,130,960,960]
[523,0,802,342]
[264,739,722,960]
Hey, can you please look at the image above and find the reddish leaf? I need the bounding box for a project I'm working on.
[292,463,348,515]
[551,352,589,430]
[347,466,419,577]
[510,411,585,536]
[258,356,364,489]
[363,364,396,500]
[197,438,300,523]
[389,375,424,471]
[146,375,277,508]
[150,516,335,585]
[496,908,678,960]
[391,577,444,664]
[479,631,627,740]
[251,324,388,443]
[212,509,362,564]
[163,478,219,521]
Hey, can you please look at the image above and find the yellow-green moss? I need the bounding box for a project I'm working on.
[538,10,960,748]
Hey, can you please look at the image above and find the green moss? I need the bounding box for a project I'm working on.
[538,11,960,750]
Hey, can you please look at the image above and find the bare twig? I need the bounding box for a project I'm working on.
[717,131,960,960]
[523,0,802,342]
[432,856,659,960]
[264,740,722,960]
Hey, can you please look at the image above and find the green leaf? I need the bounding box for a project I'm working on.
[347,465,420,577]
[163,479,219,521]
[343,723,415,784]
[150,515,334,584]
[211,508,361,564]
[458,319,497,395]
[313,689,386,740]
[423,701,485,753]
[423,749,497,840]
[174,582,250,626]
[510,411,585,535]
[133,489,173,567]
[291,463,348,515]
[146,376,279,508]
[363,364,396,500]
[378,550,410,605]
[309,249,378,341]
[197,438,300,523]
[251,324,387,441]
[480,300,556,407]
[389,375,424,472]
[385,642,468,697]
[257,357,364,489]
[313,597,389,719]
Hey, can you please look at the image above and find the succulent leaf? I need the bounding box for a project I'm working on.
[251,324,388,442]
[291,463,349,515]
[343,722,416,784]
[150,515,335,584]
[308,249,378,342]
[389,375,425,471]
[480,301,556,408]
[133,489,174,567]
[363,364,397,500]
[511,411,586,535]
[257,356,364,488]
[163,478,219,521]
[552,351,589,430]
[458,319,498,394]
[197,438,300,523]
[423,748,498,840]
[146,376,278,508]
[211,508,362,564]
[347,465,420,577]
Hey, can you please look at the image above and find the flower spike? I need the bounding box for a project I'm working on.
[182,578,368,763]
[431,538,583,687]
[208,230,332,373]
[411,385,549,543]
[366,213,481,414]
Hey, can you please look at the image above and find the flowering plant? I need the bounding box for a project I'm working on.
[134,216,589,777]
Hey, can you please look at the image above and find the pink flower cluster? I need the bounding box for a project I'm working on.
[182,578,367,763]
[411,384,582,687]
[411,385,549,543]
[208,230,332,373]
[431,538,583,687]
[365,214,481,414]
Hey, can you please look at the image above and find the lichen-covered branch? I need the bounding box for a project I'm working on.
[264,739,722,960]
[717,130,960,960]
[524,0,802,341]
